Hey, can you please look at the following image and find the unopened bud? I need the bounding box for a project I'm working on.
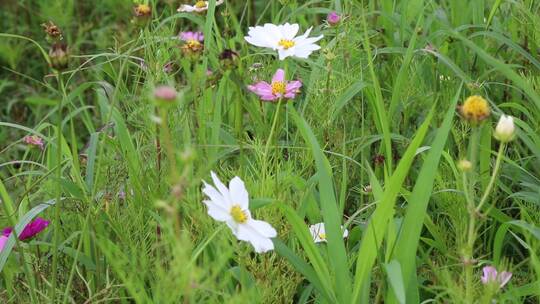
[458,159,472,172]
[49,43,69,71]
[494,115,515,143]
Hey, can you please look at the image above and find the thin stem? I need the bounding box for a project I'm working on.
[262,99,283,178]
[476,143,506,213]
[51,70,67,301]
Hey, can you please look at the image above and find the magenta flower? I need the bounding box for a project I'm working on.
[481,266,512,288]
[23,135,44,150]
[2,217,50,241]
[0,235,8,251]
[247,69,302,102]
[327,12,341,25]
[179,31,204,42]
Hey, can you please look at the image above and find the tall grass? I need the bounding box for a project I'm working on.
[1,0,539,303]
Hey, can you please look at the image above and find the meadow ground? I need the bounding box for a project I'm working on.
[1,0,539,303]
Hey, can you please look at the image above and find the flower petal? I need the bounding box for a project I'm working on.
[481,266,497,284]
[280,23,299,40]
[499,271,512,288]
[229,176,249,209]
[247,219,277,238]
[236,224,274,253]
[210,171,231,203]
[272,69,285,83]
[203,200,231,222]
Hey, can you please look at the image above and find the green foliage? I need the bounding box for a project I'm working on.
[1,0,540,303]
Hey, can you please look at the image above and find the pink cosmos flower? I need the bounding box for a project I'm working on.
[0,235,8,251]
[23,135,44,150]
[2,217,50,241]
[247,69,302,102]
[481,266,512,288]
[327,12,341,25]
[179,31,204,42]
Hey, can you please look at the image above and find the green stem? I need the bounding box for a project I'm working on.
[51,70,67,301]
[476,143,505,213]
[262,99,283,177]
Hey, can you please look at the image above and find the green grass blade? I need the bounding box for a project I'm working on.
[351,106,435,303]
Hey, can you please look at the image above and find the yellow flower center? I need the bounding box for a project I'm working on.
[278,39,295,50]
[195,1,207,8]
[137,4,151,14]
[187,39,202,49]
[461,95,490,122]
[271,81,286,95]
[318,232,326,240]
[230,205,248,223]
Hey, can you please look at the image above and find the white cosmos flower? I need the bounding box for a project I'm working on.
[202,171,277,253]
[178,0,224,13]
[244,23,323,60]
[309,222,348,243]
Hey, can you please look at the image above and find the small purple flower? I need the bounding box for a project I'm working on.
[481,266,512,288]
[2,217,50,241]
[0,235,8,251]
[179,31,204,42]
[23,135,45,150]
[247,69,302,102]
[327,12,341,25]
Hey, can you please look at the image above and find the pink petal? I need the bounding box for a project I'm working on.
[481,266,497,284]
[272,69,285,83]
[0,235,8,251]
[248,82,275,101]
[499,271,512,288]
[286,80,302,92]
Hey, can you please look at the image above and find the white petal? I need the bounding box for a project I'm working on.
[229,176,249,209]
[203,200,231,221]
[237,224,274,253]
[210,171,231,202]
[178,5,196,12]
[247,219,277,238]
[278,49,291,60]
[280,23,299,40]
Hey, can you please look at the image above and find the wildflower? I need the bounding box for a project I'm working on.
[153,85,178,106]
[458,159,472,172]
[41,21,63,43]
[202,171,277,253]
[133,3,152,25]
[327,12,341,25]
[494,115,515,143]
[219,49,239,69]
[0,235,7,251]
[244,23,323,60]
[2,218,50,241]
[481,266,512,288]
[134,3,151,17]
[247,68,302,101]
[179,31,204,56]
[373,154,385,166]
[309,222,348,243]
[459,95,490,123]
[23,135,45,150]
[178,0,224,13]
[49,43,69,71]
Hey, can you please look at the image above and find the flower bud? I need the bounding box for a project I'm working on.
[457,159,472,172]
[219,49,239,70]
[494,115,515,143]
[327,12,341,26]
[49,43,69,71]
[153,85,178,106]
